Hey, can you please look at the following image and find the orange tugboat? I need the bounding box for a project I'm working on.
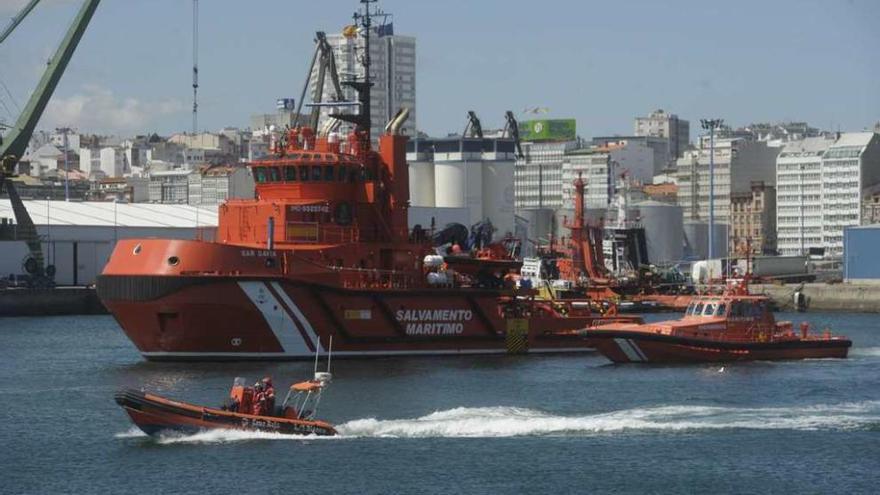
[583,279,851,363]
[96,3,639,361]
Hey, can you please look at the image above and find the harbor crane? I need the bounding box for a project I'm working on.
[0,0,102,286]
[463,111,483,138]
[293,31,346,131]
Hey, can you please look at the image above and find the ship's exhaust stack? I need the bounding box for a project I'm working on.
[380,107,411,242]
[386,107,410,135]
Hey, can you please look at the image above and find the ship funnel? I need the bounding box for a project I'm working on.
[386,107,410,136]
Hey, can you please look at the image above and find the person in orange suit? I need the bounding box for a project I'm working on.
[261,377,275,415]
[251,382,266,416]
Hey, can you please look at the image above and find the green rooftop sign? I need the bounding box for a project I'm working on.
[519,119,576,141]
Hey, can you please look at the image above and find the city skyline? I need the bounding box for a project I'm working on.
[0,0,877,138]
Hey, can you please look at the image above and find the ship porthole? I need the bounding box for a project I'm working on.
[168,256,180,266]
[132,243,142,255]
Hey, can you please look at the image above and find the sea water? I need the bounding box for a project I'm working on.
[1,312,878,494]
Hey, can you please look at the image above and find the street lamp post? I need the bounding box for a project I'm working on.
[56,127,71,201]
[700,118,723,260]
[800,163,805,256]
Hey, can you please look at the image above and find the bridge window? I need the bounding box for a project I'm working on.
[338,165,347,182]
[284,166,297,181]
[299,166,309,181]
[254,167,267,183]
[324,165,335,181]
[703,303,717,316]
[311,166,322,181]
[268,167,280,182]
[716,303,727,316]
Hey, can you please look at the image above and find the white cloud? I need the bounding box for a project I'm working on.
[41,84,185,133]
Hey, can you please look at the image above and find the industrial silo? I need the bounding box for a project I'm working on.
[632,200,684,263]
[481,158,515,237]
[407,138,435,207]
[434,159,483,226]
[683,220,729,260]
[409,160,435,207]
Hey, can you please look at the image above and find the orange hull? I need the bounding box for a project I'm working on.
[115,389,336,436]
[100,274,637,360]
[98,239,641,360]
[587,330,851,363]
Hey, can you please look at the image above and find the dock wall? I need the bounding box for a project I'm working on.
[752,283,880,313]
[0,288,107,316]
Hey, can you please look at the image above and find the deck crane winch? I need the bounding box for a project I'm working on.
[0,0,102,286]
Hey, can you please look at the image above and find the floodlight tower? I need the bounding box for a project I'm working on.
[700,118,723,260]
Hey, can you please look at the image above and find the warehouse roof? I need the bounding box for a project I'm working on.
[0,200,218,228]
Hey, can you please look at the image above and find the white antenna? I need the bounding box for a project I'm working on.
[313,338,320,375]
[326,336,333,373]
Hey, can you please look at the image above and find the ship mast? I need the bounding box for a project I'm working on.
[330,0,378,136]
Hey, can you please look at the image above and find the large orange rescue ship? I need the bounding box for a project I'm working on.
[97,4,639,361]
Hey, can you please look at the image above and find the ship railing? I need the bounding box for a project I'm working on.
[331,266,420,290]
[286,222,362,244]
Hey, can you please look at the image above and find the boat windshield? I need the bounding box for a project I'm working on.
[687,300,727,317]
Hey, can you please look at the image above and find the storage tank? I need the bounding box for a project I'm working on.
[632,201,684,263]
[434,159,483,226]
[408,160,435,207]
[523,208,555,244]
[683,221,728,260]
[481,158,515,237]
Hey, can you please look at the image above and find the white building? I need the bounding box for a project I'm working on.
[100,147,125,178]
[634,109,690,160]
[562,141,654,209]
[188,165,255,206]
[24,144,64,178]
[775,136,835,255]
[314,25,416,141]
[820,132,880,255]
[777,132,880,257]
[515,140,579,210]
[148,170,192,204]
[79,145,125,178]
[676,137,780,225]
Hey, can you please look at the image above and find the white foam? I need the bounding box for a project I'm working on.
[116,401,880,443]
[114,427,147,438]
[851,347,880,358]
[153,428,331,445]
[336,401,880,438]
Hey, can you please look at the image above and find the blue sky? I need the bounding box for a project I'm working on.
[0,0,877,139]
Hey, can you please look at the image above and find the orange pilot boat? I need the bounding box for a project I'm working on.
[583,279,851,363]
[116,373,337,437]
[96,5,639,361]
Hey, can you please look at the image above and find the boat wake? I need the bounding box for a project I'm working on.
[114,427,148,439]
[114,401,880,443]
[851,346,880,358]
[336,401,880,438]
